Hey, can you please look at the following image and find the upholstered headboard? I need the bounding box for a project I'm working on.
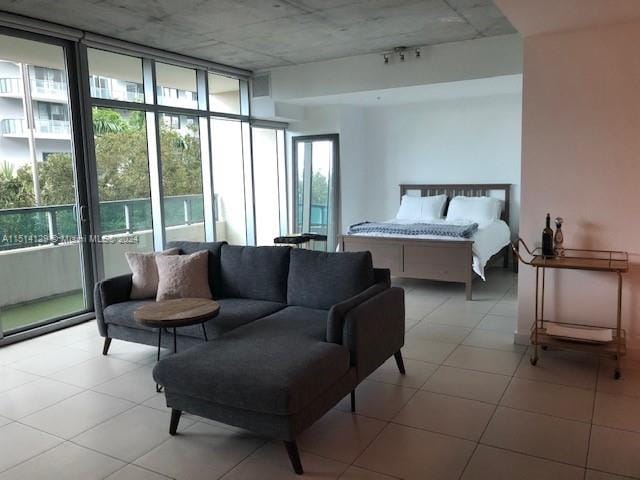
[399,183,511,224]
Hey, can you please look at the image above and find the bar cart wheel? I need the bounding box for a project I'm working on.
[614,369,621,380]
[541,345,548,351]
[530,356,538,366]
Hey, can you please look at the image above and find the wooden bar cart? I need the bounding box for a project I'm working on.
[513,239,628,379]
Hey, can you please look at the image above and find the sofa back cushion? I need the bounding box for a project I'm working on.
[219,245,291,302]
[287,249,375,309]
[166,241,225,297]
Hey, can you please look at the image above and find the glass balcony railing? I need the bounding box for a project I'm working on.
[0,78,21,95]
[0,194,205,251]
[0,118,26,135]
[30,78,67,99]
[90,85,144,103]
[35,118,70,135]
[0,118,70,136]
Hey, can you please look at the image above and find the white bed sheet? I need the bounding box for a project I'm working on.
[345,218,511,280]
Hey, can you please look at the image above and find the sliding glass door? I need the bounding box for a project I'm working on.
[292,134,340,251]
[0,32,90,334]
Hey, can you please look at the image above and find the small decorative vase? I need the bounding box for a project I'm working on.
[554,217,565,256]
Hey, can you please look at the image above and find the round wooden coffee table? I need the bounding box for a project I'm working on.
[135,298,219,391]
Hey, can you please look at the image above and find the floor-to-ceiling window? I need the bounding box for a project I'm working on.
[211,118,247,245]
[85,49,253,280]
[88,49,153,277]
[251,126,287,245]
[0,33,90,335]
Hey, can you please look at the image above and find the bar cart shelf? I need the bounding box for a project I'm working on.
[513,239,628,379]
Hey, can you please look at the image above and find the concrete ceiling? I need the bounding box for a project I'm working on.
[0,0,516,71]
[495,0,640,37]
[287,73,522,106]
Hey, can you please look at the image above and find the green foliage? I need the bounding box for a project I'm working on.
[311,171,328,206]
[92,107,129,134]
[39,153,75,205]
[1,109,206,247]
[0,161,14,179]
[0,163,34,209]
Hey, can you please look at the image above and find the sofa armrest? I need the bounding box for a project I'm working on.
[373,268,391,286]
[93,274,132,337]
[341,286,405,381]
[326,283,388,344]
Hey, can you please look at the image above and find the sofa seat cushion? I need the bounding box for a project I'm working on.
[181,298,286,338]
[287,249,375,310]
[103,298,286,339]
[153,306,351,415]
[103,300,156,331]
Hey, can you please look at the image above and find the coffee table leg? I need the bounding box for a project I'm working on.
[156,328,163,393]
[173,328,177,353]
[202,324,208,341]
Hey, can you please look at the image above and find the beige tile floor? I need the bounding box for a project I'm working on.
[0,269,639,479]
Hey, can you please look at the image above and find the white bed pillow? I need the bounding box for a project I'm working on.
[420,194,447,221]
[446,196,502,224]
[396,194,447,221]
[396,195,422,220]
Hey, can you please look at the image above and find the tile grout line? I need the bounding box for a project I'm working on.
[584,358,601,480]
[456,355,516,480]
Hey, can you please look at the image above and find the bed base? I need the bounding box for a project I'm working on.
[339,236,510,300]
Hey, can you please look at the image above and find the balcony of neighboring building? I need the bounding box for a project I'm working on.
[0,77,22,98]
[1,117,70,139]
[0,118,27,137]
[30,77,68,103]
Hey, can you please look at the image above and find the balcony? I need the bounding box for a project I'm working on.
[0,194,207,333]
[0,118,27,136]
[90,85,144,103]
[0,77,22,96]
[30,78,67,102]
[35,118,70,136]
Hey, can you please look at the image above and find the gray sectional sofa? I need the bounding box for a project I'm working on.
[94,241,405,475]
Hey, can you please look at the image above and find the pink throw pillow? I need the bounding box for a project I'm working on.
[155,250,212,301]
[126,248,179,299]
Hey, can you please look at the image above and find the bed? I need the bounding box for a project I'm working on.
[338,184,512,300]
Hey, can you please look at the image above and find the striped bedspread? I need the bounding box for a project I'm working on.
[347,221,478,238]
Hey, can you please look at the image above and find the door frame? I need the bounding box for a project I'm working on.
[291,134,340,251]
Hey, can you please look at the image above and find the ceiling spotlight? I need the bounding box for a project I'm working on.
[400,52,405,61]
[415,48,421,58]
[383,54,389,64]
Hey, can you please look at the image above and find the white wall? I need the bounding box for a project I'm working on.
[286,93,522,236]
[363,94,522,233]
[286,105,370,232]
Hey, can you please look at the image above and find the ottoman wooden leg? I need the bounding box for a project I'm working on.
[394,350,406,375]
[284,440,304,475]
[169,409,182,435]
[102,338,112,356]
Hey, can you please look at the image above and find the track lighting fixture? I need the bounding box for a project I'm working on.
[382,46,421,64]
